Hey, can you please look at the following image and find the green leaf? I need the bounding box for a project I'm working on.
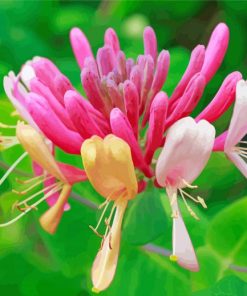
[194,275,247,296]
[207,197,247,267]
[102,246,190,296]
[191,246,222,291]
[123,186,167,245]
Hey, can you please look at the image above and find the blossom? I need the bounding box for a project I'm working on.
[81,134,138,292]
[0,20,243,292]
[213,80,247,177]
[0,122,87,234]
[156,117,215,271]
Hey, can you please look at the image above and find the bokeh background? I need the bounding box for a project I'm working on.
[0,0,247,295]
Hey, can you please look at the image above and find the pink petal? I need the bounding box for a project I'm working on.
[226,152,247,178]
[142,50,170,126]
[196,72,242,123]
[213,131,228,151]
[169,45,205,107]
[96,46,115,78]
[139,55,154,114]
[156,117,215,188]
[27,93,83,154]
[225,80,247,150]
[3,75,38,129]
[201,23,229,83]
[143,26,157,62]
[126,58,135,78]
[104,28,120,56]
[123,80,139,137]
[145,92,168,164]
[70,27,93,69]
[30,78,76,131]
[105,79,125,112]
[130,65,142,95]
[57,162,87,184]
[64,90,106,138]
[167,188,199,272]
[116,51,127,81]
[81,68,111,117]
[166,74,205,129]
[110,108,153,177]
[53,73,74,105]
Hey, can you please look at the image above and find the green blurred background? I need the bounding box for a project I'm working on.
[0,0,247,295]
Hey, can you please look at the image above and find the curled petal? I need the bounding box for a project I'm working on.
[64,90,106,138]
[30,78,76,131]
[196,72,242,123]
[169,45,205,106]
[27,93,83,154]
[166,74,205,129]
[70,27,93,69]
[201,23,229,83]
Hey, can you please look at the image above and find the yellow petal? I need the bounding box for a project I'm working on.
[92,197,127,292]
[16,122,66,182]
[39,184,71,234]
[81,135,137,199]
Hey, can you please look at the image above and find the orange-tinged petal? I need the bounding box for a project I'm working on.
[92,197,127,292]
[81,134,137,200]
[16,122,67,183]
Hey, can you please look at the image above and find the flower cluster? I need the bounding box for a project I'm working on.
[0,22,246,292]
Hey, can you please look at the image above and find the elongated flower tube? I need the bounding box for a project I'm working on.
[156,117,215,271]
[213,80,247,178]
[81,135,137,292]
[0,122,87,234]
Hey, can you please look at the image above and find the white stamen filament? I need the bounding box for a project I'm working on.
[179,189,200,220]
[0,183,63,228]
[0,152,28,185]
[0,136,19,150]
[12,175,54,195]
[16,182,60,207]
[15,174,45,185]
[0,122,17,129]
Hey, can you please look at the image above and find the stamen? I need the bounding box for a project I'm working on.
[182,179,198,189]
[0,122,17,129]
[0,152,28,185]
[180,188,207,208]
[240,141,247,144]
[0,136,19,150]
[16,182,59,208]
[12,175,54,195]
[15,174,45,184]
[0,183,63,227]
[179,189,200,220]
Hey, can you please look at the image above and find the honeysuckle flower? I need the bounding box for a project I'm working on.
[213,80,247,178]
[156,117,215,271]
[0,20,243,293]
[0,122,87,234]
[81,135,138,292]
